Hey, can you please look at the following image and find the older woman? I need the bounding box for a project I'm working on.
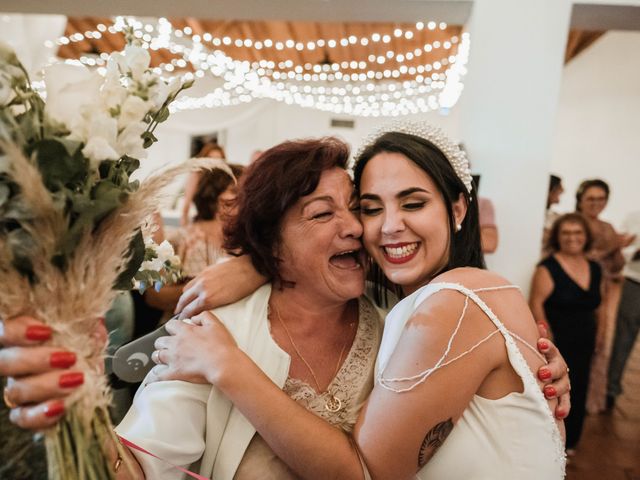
[530,213,603,455]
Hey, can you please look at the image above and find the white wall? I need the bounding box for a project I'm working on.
[550,31,640,229]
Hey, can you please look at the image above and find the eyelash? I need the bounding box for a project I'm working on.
[312,211,333,220]
[403,201,426,210]
[360,201,426,216]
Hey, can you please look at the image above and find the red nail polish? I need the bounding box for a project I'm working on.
[544,386,557,398]
[44,401,65,418]
[538,368,552,380]
[25,325,52,341]
[50,351,77,369]
[538,341,549,351]
[59,372,84,388]
[555,409,566,419]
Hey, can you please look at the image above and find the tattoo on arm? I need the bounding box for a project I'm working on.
[418,419,454,468]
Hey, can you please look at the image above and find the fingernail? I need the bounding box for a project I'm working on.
[555,409,566,419]
[538,340,549,351]
[59,372,84,388]
[50,351,77,369]
[26,325,52,341]
[44,400,65,418]
[544,386,557,398]
[538,368,552,380]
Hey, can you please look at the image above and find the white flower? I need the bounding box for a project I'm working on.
[140,257,165,271]
[115,45,151,81]
[156,240,175,261]
[0,71,14,107]
[81,112,120,164]
[101,60,128,110]
[44,63,102,132]
[149,76,182,110]
[169,255,181,268]
[116,121,147,159]
[118,95,150,129]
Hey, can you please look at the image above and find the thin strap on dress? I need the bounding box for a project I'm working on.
[378,283,543,393]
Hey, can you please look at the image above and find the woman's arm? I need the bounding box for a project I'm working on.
[529,265,554,338]
[180,172,201,226]
[143,284,184,312]
[175,255,268,319]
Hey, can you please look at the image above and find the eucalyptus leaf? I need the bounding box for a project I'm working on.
[28,139,88,192]
[141,131,157,149]
[113,230,145,290]
[155,106,170,124]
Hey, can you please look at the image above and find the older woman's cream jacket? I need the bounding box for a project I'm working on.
[116,284,291,480]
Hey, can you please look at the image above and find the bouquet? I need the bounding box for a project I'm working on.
[0,33,193,479]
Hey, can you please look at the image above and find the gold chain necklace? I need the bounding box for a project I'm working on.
[272,303,353,413]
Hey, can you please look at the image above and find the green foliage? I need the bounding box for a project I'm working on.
[28,139,87,192]
[113,230,145,290]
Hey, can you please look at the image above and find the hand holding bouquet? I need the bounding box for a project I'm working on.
[0,35,193,479]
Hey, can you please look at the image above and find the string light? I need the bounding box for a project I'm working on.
[47,17,469,116]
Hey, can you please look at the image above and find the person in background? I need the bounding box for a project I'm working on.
[249,149,263,164]
[575,179,633,412]
[530,213,603,456]
[180,142,227,227]
[542,174,564,252]
[606,209,640,410]
[471,174,498,254]
[145,164,243,316]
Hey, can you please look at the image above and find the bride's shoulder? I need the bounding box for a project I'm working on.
[430,267,514,291]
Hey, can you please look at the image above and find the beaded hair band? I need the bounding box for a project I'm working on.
[353,121,474,195]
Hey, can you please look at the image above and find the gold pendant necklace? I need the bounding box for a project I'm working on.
[272,303,353,413]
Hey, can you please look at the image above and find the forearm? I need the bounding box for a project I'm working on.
[144,285,183,311]
[216,352,364,480]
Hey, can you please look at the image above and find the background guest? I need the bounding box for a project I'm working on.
[530,213,603,455]
[180,142,227,226]
[575,179,632,412]
[542,174,564,252]
[607,209,640,410]
[145,164,243,316]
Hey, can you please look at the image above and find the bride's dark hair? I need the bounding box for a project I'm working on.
[353,131,485,306]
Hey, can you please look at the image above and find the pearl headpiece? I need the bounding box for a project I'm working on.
[354,121,473,195]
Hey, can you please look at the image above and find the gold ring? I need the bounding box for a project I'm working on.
[3,387,18,409]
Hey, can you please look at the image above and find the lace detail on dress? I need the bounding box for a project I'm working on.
[283,297,380,432]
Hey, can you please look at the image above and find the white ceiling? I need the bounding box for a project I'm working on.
[0,0,639,30]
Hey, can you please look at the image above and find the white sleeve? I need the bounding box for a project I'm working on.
[115,380,211,479]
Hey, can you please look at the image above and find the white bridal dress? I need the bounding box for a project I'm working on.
[375,282,566,480]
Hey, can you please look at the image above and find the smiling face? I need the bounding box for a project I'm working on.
[557,220,588,255]
[277,167,365,304]
[578,186,608,219]
[359,152,466,295]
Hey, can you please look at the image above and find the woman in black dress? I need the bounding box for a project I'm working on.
[530,213,603,454]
